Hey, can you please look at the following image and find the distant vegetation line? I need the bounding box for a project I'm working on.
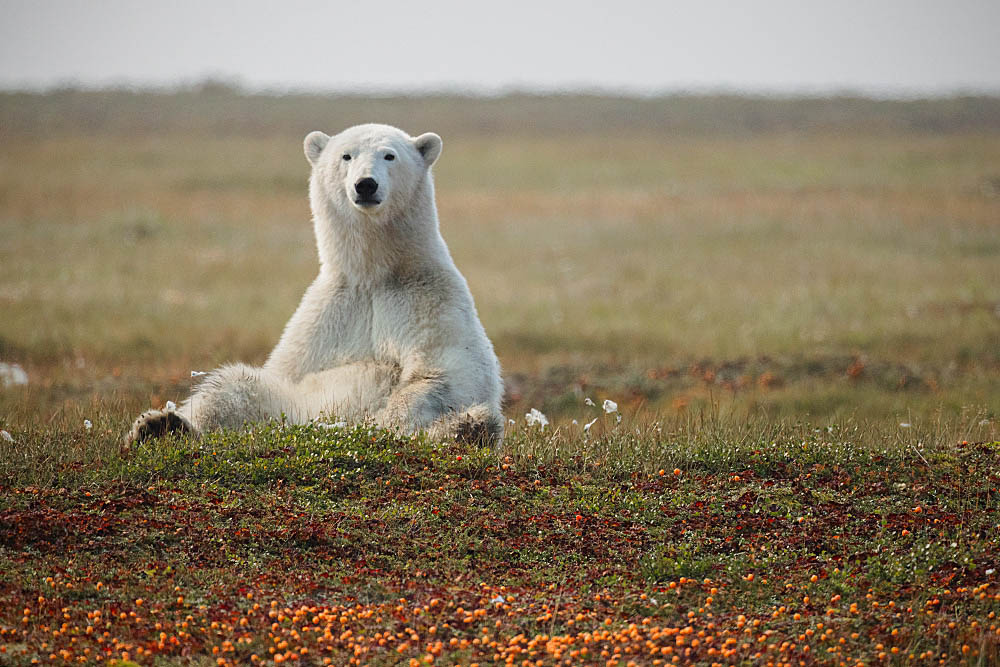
[2,86,1000,138]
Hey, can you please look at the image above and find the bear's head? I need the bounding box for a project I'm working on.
[304,123,442,225]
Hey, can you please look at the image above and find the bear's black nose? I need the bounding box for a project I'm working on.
[355,177,378,198]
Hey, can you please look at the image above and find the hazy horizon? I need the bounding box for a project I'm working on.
[5,77,1000,100]
[2,0,1000,97]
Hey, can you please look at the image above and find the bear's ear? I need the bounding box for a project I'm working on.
[304,131,330,166]
[413,132,442,167]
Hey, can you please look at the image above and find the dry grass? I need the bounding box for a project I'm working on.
[1,92,999,433]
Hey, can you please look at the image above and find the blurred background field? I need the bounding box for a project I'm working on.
[1,89,999,432]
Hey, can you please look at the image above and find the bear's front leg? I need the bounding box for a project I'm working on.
[375,378,503,444]
[374,372,449,434]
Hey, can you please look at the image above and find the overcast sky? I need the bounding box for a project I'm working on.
[2,0,999,95]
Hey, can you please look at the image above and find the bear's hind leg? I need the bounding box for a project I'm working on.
[125,364,303,446]
[183,363,302,432]
[124,408,196,447]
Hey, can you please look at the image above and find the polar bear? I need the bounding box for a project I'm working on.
[126,124,503,445]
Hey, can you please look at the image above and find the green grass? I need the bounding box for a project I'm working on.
[1,420,998,665]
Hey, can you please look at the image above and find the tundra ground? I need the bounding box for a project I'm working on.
[1,92,998,665]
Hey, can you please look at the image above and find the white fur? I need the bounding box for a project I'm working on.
[128,124,503,444]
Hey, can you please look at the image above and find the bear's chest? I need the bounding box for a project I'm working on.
[318,281,425,362]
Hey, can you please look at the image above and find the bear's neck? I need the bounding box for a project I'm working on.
[312,183,446,283]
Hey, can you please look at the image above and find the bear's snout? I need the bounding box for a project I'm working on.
[354,177,379,203]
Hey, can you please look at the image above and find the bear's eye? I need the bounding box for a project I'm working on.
[342,154,352,161]
[384,153,395,161]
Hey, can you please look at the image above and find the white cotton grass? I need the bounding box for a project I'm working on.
[83,419,93,430]
[1,429,14,444]
[525,408,548,429]
[0,362,29,388]
[580,397,623,427]
[165,400,177,411]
